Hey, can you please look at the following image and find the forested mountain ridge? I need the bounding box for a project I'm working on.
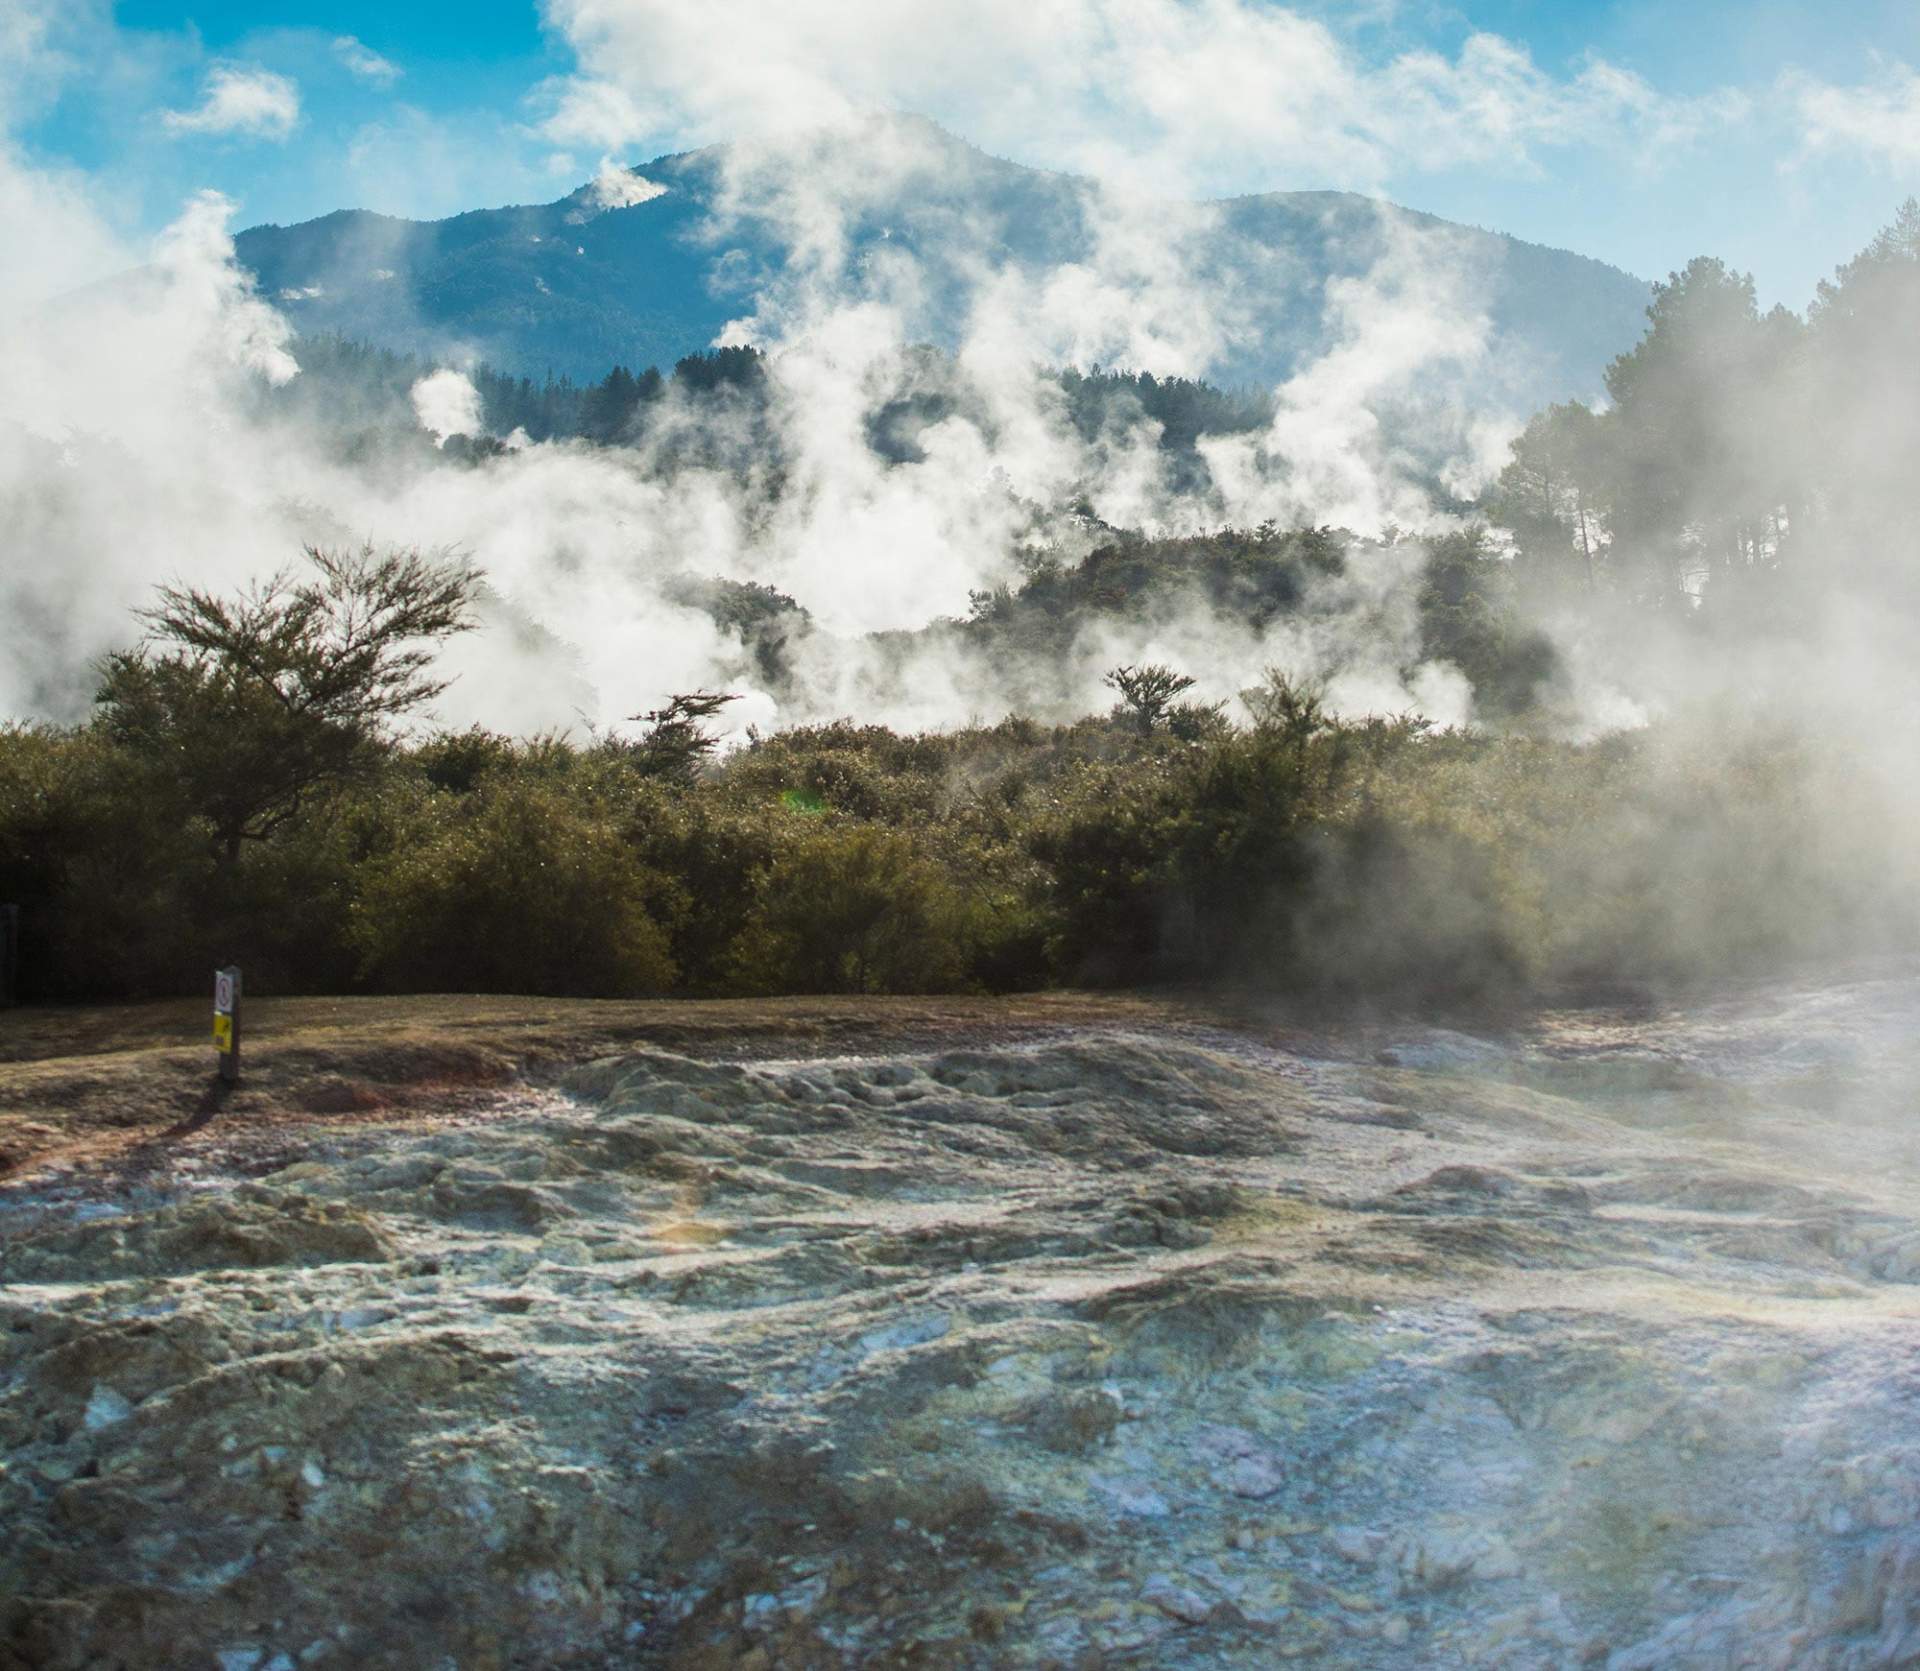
[233,116,1649,408]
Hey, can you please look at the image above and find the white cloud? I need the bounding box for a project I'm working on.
[333,35,402,88]
[161,63,300,141]
[1792,61,1920,171]
[342,107,567,220]
[1,0,109,123]
[535,0,1740,194]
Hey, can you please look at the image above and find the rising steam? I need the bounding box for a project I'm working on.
[0,103,1532,741]
[1,0,1913,790]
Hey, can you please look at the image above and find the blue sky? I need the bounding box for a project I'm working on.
[16,1,1920,310]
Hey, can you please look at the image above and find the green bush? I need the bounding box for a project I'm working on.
[720,722,952,821]
[211,795,372,994]
[1025,756,1187,984]
[350,778,675,995]
[730,823,974,994]
[412,726,520,793]
[0,725,206,999]
[1279,815,1533,1003]
[623,791,784,993]
[4,678,1909,1008]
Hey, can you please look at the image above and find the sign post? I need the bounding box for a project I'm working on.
[0,904,17,1008]
[213,965,241,1083]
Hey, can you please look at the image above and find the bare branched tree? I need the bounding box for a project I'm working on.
[1104,663,1196,735]
[1240,668,1329,747]
[626,690,740,782]
[96,544,480,860]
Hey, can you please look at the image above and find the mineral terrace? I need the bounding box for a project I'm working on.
[6,969,1920,1669]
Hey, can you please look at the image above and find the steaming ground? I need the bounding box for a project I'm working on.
[6,968,1920,1669]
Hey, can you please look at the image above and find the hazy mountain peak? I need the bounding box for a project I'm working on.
[233,123,1650,406]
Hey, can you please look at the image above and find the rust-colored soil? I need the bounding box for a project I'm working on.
[0,990,1244,1194]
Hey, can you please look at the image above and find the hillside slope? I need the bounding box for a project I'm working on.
[234,117,1649,409]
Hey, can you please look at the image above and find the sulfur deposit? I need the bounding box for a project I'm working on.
[6,971,1920,1668]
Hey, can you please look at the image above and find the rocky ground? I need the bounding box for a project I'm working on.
[5,969,1920,1669]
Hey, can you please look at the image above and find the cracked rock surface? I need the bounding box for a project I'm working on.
[5,969,1920,1668]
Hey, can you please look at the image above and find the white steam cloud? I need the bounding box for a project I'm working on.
[1202,212,1499,533]
[410,369,484,444]
[587,160,667,210]
[0,3,1564,743]
[10,0,1849,755]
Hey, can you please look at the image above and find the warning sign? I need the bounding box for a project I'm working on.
[211,965,241,1082]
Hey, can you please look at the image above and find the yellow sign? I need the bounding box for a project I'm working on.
[213,1013,234,1052]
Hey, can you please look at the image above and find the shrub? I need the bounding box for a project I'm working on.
[0,725,206,999]
[1165,722,1335,976]
[720,721,953,822]
[351,778,675,995]
[95,544,479,861]
[7,665,1909,1007]
[623,791,784,993]
[1104,663,1197,735]
[1025,757,1187,984]
[413,726,519,793]
[730,824,974,994]
[1278,815,1533,1004]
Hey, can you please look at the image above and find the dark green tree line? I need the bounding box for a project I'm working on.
[1488,201,1920,620]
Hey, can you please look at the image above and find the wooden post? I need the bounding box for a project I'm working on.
[0,904,17,1008]
[213,965,242,1082]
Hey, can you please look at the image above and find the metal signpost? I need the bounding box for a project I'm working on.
[213,965,242,1082]
[0,904,17,1008]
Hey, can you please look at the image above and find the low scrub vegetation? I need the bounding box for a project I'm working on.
[2,540,1907,1010]
[2,667,1900,1008]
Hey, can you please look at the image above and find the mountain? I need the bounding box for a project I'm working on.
[233,116,1650,410]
